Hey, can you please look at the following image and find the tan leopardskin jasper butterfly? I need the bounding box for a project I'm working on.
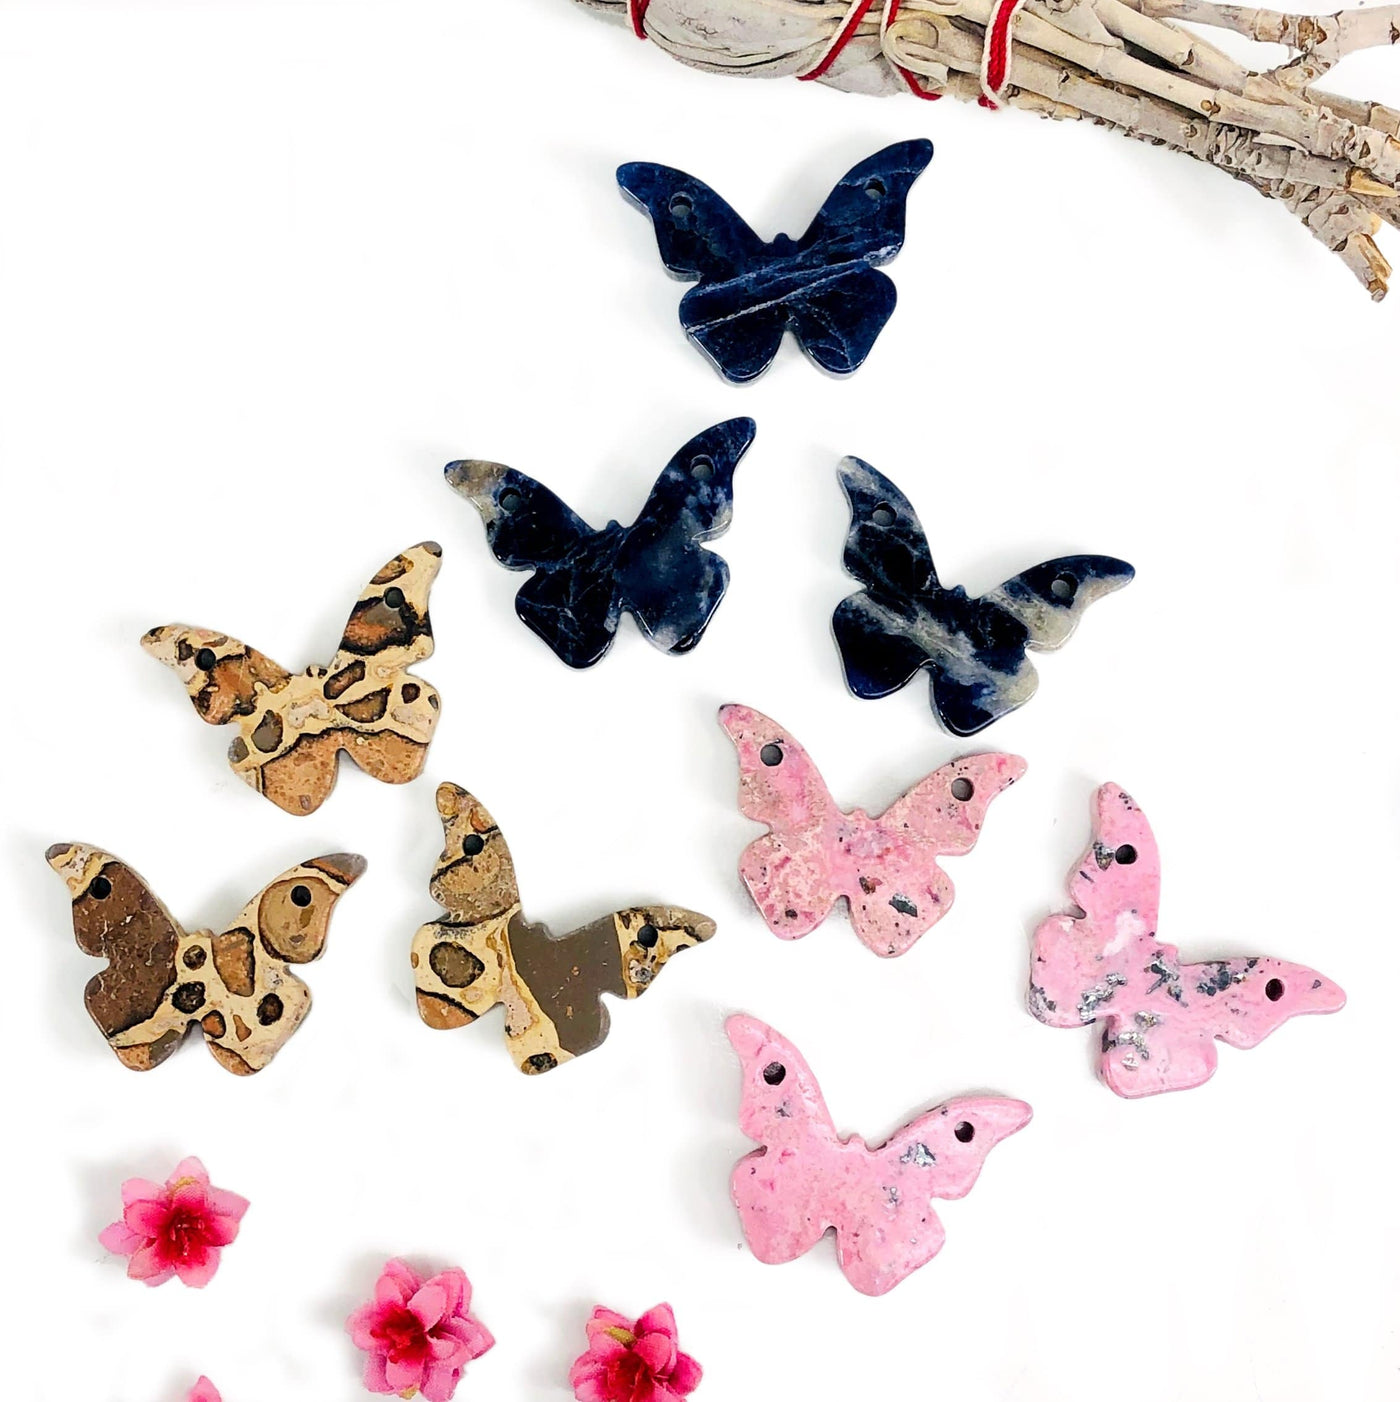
[142,543,442,816]
[46,842,364,1074]
[411,782,715,1073]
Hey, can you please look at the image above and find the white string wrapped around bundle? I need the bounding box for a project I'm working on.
[573,0,1400,296]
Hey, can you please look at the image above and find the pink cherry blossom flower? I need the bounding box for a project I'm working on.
[188,1379,222,1402]
[569,1303,702,1402]
[347,1258,495,1401]
[99,1157,248,1288]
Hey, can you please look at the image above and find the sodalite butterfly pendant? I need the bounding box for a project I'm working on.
[1030,784,1346,1097]
[446,419,753,668]
[728,1015,1031,1296]
[719,705,1025,957]
[618,140,933,383]
[834,458,1134,735]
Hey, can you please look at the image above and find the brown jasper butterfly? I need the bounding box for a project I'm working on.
[142,543,443,816]
[412,783,716,1074]
[46,843,364,1074]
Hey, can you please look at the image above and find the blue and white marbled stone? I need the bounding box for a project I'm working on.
[618,140,933,384]
[832,457,1135,735]
[446,419,756,669]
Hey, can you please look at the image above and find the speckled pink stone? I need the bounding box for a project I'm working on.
[1030,783,1347,1097]
[727,1014,1032,1296]
[719,705,1025,957]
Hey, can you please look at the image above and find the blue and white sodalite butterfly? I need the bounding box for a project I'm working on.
[446,419,755,669]
[617,140,934,383]
[833,458,1135,736]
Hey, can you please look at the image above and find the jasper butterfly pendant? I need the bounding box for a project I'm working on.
[143,542,442,815]
[47,842,363,1074]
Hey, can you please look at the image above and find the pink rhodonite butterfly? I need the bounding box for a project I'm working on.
[727,1015,1031,1296]
[719,704,1025,956]
[1030,783,1346,1098]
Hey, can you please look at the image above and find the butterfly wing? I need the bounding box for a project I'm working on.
[1030,783,1166,1029]
[1030,785,1222,1097]
[832,455,943,700]
[800,141,935,270]
[845,753,1027,957]
[617,161,766,283]
[617,163,784,382]
[199,854,365,1075]
[613,418,754,655]
[446,459,620,667]
[46,843,187,1071]
[832,1095,1033,1296]
[785,140,933,375]
[717,704,844,940]
[412,783,518,1034]
[220,542,442,816]
[982,555,1135,653]
[1180,959,1347,1051]
[726,1015,842,1267]
[141,626,292,724]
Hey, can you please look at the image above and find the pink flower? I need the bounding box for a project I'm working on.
[569,1304,702,1402]
[347,1259,495,1401]
[99,1157,248,1288]
[188,1380,222,1402]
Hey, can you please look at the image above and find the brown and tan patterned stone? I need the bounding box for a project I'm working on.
[142,543,443,816]
[46,842,365,1074]
[410,783,715,1074]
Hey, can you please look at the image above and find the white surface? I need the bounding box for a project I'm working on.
[2,3,1398,1399]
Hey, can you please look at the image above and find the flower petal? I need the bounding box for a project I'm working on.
[169,1157,210,1187]
[127,1242,173,1282]
[430,1267,468,1316]
[362,1351,391,1395]
[422,1360,465,1402]
[669,1352,703,1394]
[98,1222,143,1255]
[586,1307,633,1339]
[634,1330,677,1376]
[124,1198,172,1236]
[204,1211,243,1248]
[347,1303,387,1349]
[187,1378,223,1402]
[206,1188,250,1223]
[377,1259,421,1304]
[635,1304,677,1344]
[121,1177,165,1208]
[174,1246,220,1288]
[409,1282,448,1330]
[385,1354,426,1391]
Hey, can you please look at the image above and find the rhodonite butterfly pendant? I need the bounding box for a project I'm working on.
[719,704,1025,957]
[143,543,442,816]
[618,140,933,382]
[412,783,716,1074]
[446,419,753,668]
[46,842,364,1074]
[1029,784,1346,1097]
[728,1015,1031,1295]
[833,458,1135,735]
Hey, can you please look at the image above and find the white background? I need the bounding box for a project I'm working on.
[2,2,1398,1399]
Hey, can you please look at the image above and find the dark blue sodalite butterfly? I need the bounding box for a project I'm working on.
[617,140,933,384]
[833,458,1135,736]
[446,419,755,669]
